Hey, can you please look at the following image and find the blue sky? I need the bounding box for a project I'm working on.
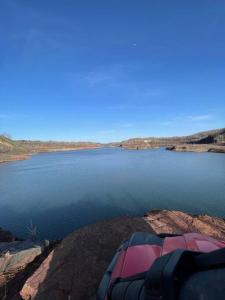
[0,0,225,142]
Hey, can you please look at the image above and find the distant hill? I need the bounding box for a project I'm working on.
[188,128,225,144]
[119,127,225,149]
[0,135,15,150]
[0,136,101,163]
[0,135,26,154]
[0,127,225,162]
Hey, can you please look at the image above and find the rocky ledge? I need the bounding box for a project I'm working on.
[1,210,225,300]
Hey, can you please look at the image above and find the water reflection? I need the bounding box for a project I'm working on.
[0,148,225,239]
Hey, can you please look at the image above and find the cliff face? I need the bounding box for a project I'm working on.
[1,210,224,300]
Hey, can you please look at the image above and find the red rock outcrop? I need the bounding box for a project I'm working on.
[144,210,225,239]
[20,210,225,300]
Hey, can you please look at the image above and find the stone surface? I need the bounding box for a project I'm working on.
[20,217,152,300]
[0,240,49,292]
[20,211,225,300]
[144,210,225,239]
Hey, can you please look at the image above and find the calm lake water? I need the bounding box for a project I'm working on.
[0,147,225,239]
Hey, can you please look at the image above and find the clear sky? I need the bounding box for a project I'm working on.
[0,0,225,142]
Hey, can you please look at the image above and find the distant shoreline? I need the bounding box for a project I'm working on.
[1,127,225,164]
[121,143,225,153]
[116,127,225,153]
[1,143,225,165]
[0,145,101,164]
[166,143,225,153]
[0,154,29,164]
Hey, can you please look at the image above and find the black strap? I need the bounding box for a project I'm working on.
[195,247,225,270]
[145,249,200,300]
[145,247,225,300]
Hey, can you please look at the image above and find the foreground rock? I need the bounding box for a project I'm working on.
[0,240,50,299]
[144,210,225,239]
[20,210,225,300]
[20,217,151,300]
[167,144,225,153]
